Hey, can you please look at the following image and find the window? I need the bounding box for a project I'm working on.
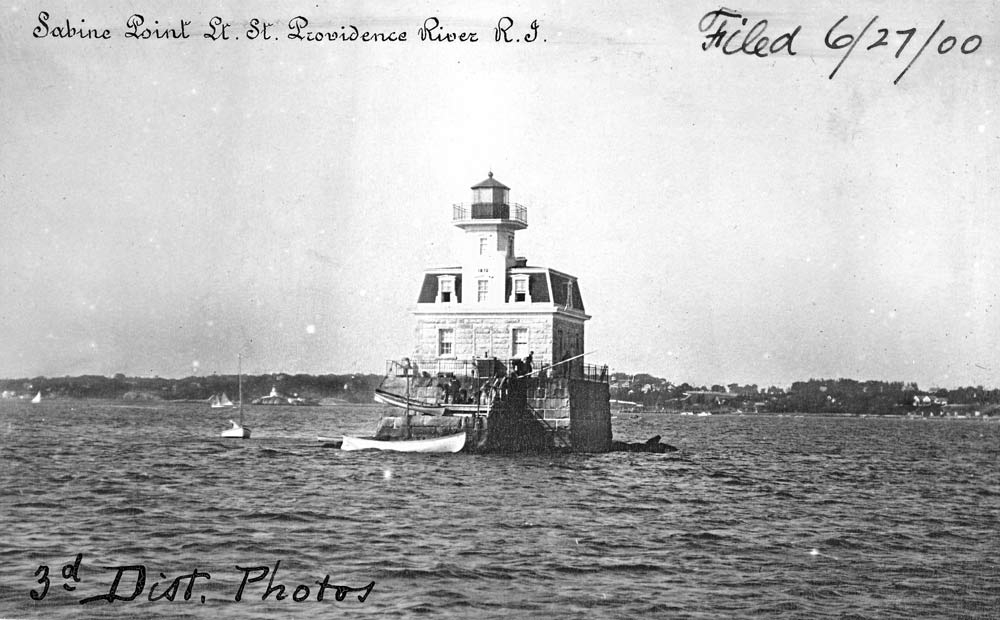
[438,329,454,356]
[437,276,454,303]
[507,236,515,257]
[565,281,574,309]
[477,280,489,303]
[512,328,529,358]
[479,237,488,255]
[511,276,529,303]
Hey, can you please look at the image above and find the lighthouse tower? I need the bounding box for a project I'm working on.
[412,173,590,373]
[454,172,525,305]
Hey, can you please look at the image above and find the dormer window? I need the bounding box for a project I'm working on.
[437,276,456,303]
[510,275,531,303]
[565,281,574,309]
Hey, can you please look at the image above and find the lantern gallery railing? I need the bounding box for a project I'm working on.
[452,203,528,225]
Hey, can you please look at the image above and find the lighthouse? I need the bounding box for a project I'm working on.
[370,172,611,453]
[412,173,591,374]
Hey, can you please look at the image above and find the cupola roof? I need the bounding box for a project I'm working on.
[470,171,510,190]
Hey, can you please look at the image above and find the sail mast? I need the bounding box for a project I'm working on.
[404,363,411,440]
[238,353,244,427]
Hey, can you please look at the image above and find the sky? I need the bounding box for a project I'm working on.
[1,1,997,389]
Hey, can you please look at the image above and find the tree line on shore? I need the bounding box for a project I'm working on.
[3,372,999,415]
[0,373,383,403]
[611,374,1000,415]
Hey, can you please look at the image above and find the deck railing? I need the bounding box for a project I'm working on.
[452,203,528,225]
[387,358,484,378]
[581,363,611,384]
[386,358,609,384]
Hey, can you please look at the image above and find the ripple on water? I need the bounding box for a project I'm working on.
[0,403,998,619]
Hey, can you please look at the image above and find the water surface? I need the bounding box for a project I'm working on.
[1,400,997,618]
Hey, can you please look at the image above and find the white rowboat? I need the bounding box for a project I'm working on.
[339,432,466,453]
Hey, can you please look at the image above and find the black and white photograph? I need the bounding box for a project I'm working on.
[1,1,997,618]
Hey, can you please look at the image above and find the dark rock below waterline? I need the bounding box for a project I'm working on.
[611,435,678,453]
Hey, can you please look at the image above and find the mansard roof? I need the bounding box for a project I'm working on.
[416,267,584,312]
[417,270,462,303]
[550,271,585,311]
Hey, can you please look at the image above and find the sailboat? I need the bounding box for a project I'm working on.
[209,392,234,408]
[30,391,41,404]
[220,355,251,439]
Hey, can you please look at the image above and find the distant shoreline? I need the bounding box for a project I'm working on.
[2,373,998,417]
[0,373,383,405]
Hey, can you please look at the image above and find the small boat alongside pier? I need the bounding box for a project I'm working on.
[340,432,467,453]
